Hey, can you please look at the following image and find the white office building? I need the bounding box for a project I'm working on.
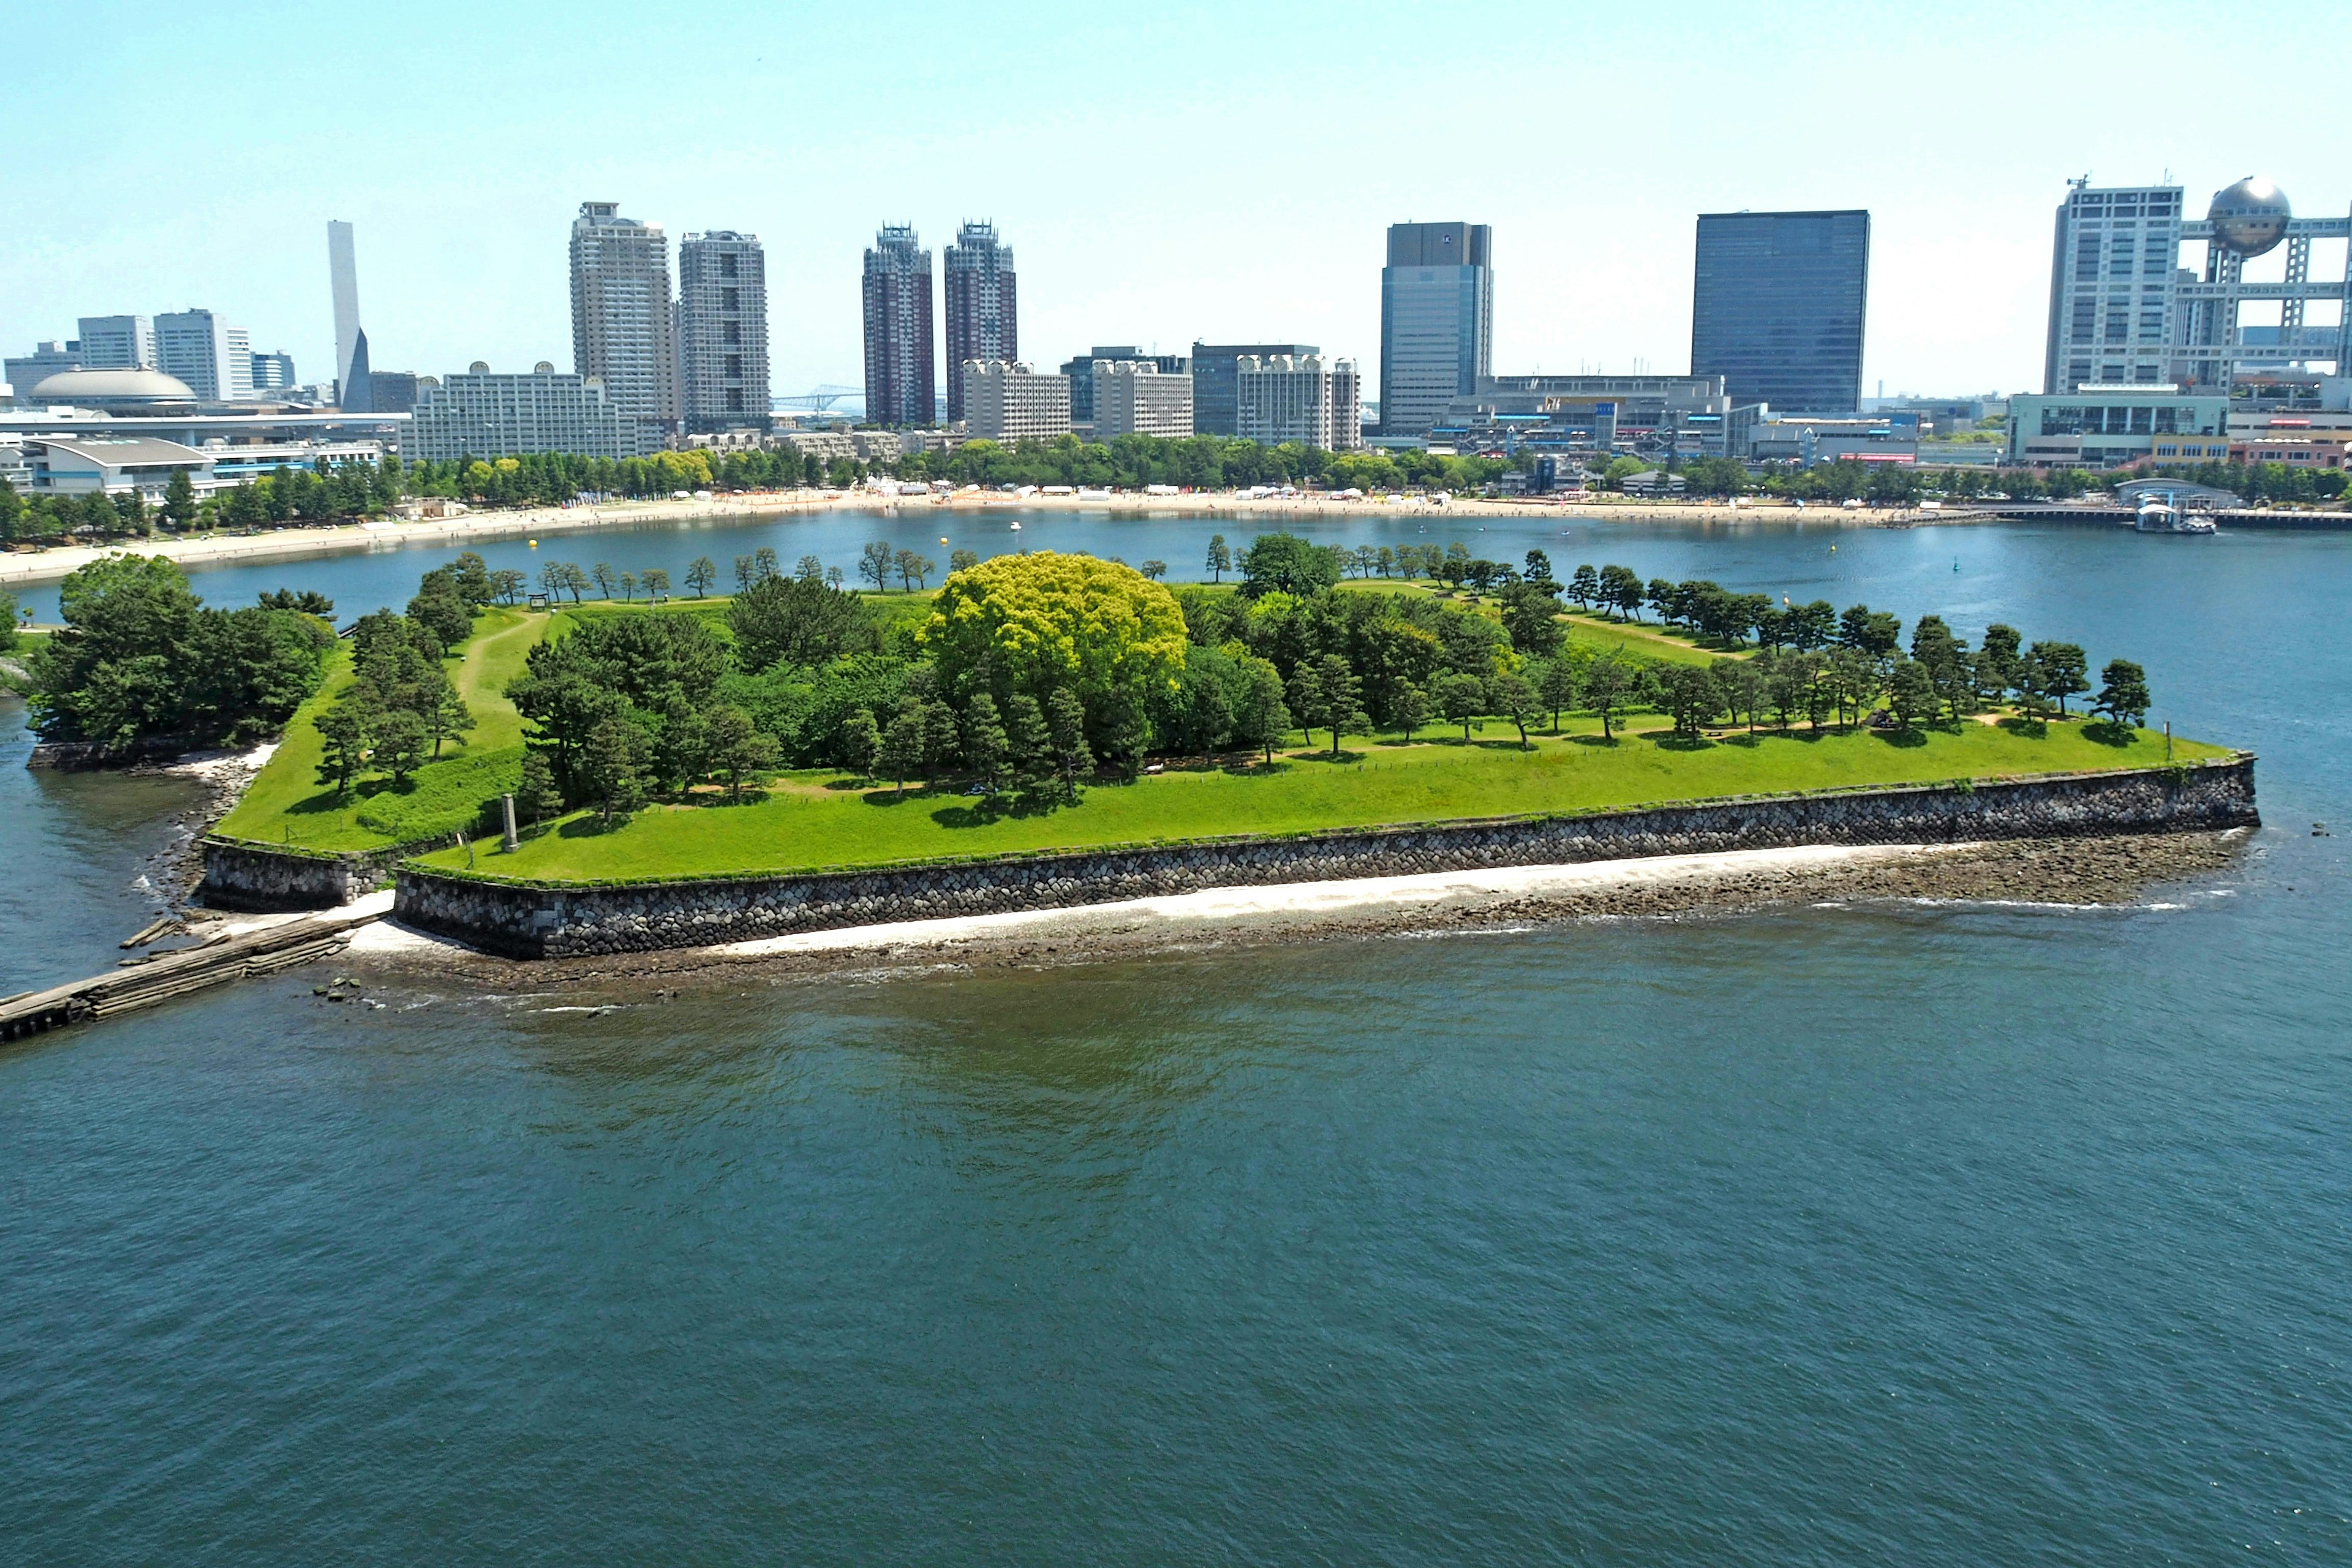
[1093,360,1193,439]
[156,310,254,401]
[570,201,678,433]
[77,315,157,372]
[1236,354,1362,451]
[963,361,1071,445]
[404,363,655,462]
[6,341,80,399]
[18,435,215,498]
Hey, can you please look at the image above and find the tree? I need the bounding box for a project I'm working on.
[538,560,568,603]
[1229,656,1291,764]
[703,703,777,802]
[1140,559,1167,582]
[1598,564,1645,621]
[1657,664,1722,738]
[1581,655,1636,742]
[840,706,883,781]
[923,552,1188,740]
[753,546,780,583]
[2031,641,2089,717]
[1287,654,1364,758]
[1490,671,1542,748]
[859,540,896,592]
[654,698,710,794]
[162,468,197,529]
[894,548,935,590]
[1838,603,1902,657]
[1523,549,1554,583]
[727,574,879,673]
[488,569,527,606]
[949,549,978,573]
[734,554,756,592]
[560,564,590,604]
[2093,659,2150,728]
[372,709,429,787]
[879,701,925,791]
[1536,658,1581,732]
[421,669,474,758]
[962,692,1009,789]
[516,747,565,824]
[578,714,649,823]
[313,691,375,793]
[1238,532,1341,598]
[1003,692,1054,790]
[685,556,718,597]
[1046,687,1093,799]
[1887,657,1938,731]
[1205,534,1231,582]
[1826,647,1878,728]
[1975,624,2022,706]
[796,554,826,582]
[592,562,618,600]
[1434,671,1487,741]
[1498,581,1565,655]
[921,698,960,783]
[1387,679,1430,741]
[1567,563,1599,609]
[639,568,671,601]
[1722,657,1766,736]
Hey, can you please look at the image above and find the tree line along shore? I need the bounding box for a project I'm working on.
[15,531,2217,887]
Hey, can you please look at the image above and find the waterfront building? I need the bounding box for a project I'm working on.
[76,315,157,372]
[156,310,254,402]
[1189,342,1319,436]
[2003,388,2229,467]
[404,361,654,462]
[1235,355,1361,451]
[962,361,1071,445]
[6,341,81,398]
[17,434,214,499]
[249,351,297,393]
[1432,374,1735,462]
[1691,209,1871,413]
[2040,183,2184,395]
[570,201,679,432]
[1093,360,1193,439]
[943,223,1016,424]
[862,225,935,427]
[1379,222,1493,437]
[677,230,770,432]
[1060,347,1187,425]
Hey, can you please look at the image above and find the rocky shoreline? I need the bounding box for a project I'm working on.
[352,830,2252,997]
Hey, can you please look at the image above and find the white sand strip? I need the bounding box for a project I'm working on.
[712,842,1971,959]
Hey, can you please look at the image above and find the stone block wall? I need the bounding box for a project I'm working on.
[391,758,2257,960]
[198,839,401,911]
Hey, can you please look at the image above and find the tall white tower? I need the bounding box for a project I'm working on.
[327,220,369,409]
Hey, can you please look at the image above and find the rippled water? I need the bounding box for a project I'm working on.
[4,519,2348,1564]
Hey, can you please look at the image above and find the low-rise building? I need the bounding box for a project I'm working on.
[18,435,215,498]
[404,363,655,462]
[1235,355,1361,451]
[963,361,1071,445]
[1060,347,1188,424]
[1093,360,1193,439]
[2004,389,2230,468]
[2226,435,2348,469]
[1431,374,1733,460]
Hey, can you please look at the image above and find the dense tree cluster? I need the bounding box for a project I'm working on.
[27,554,334,747]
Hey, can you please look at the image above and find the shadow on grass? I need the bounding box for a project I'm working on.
[1869,727,1931,748]
[821,778,869,791]
[2081,720,2138,748]
[931,788,1069,828]
[555,813,628,837]
[1997,715,2049,739]
[1649,733,1714,752]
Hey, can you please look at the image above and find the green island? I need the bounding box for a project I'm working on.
[28,537,2220,888]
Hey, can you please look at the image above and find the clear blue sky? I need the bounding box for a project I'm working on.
[7,0,2343,401]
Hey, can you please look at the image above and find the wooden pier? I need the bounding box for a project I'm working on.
[0,910,381,1042]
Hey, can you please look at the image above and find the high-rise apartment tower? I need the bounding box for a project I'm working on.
[1379,222,1492,437]
[863,224,935,427]
[677,232,770,432]
[1690,209,1871,413]
[942,223,1017,423]
[570,201,679,429]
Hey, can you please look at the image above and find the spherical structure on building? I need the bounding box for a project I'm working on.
[2208,176,2291,257]
[28,368,196,404]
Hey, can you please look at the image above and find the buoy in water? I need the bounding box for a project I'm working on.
[528,539,538,548]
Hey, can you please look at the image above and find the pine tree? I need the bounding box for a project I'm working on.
[840,707,883,782]
[1005,693,1052,791]
[962,693,1009,791]
[1045,688,1092,800]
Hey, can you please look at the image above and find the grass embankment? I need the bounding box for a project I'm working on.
[214,607,542,851]
[417,718,2227,885]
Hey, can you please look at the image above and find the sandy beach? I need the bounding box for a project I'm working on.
[0,489,1949,590]
[337,829,2249,998]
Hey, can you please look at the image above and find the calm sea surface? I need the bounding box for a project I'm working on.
[4,514,2348,1564]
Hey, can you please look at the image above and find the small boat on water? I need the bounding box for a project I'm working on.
[2135,493,2218,535]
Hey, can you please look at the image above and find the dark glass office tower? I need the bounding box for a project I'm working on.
[1379,222,1492,437]
[1690,210,1869,413]
[1189,342,1319,436]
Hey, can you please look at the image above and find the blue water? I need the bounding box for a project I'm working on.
[4,517,2349,1564]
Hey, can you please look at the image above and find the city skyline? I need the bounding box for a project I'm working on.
[3,1,2344,405]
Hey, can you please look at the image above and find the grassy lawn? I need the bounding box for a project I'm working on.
[214,607,542,851]
[1558,608,1739,665]
[417,717,2230,885]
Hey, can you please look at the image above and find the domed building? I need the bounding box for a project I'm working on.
[27,368,197,408]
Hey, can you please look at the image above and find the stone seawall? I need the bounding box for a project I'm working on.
[391,758,2257,960]
[199,838,413,912]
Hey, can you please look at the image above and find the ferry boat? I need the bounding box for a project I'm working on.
[2134,492,2218,535]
